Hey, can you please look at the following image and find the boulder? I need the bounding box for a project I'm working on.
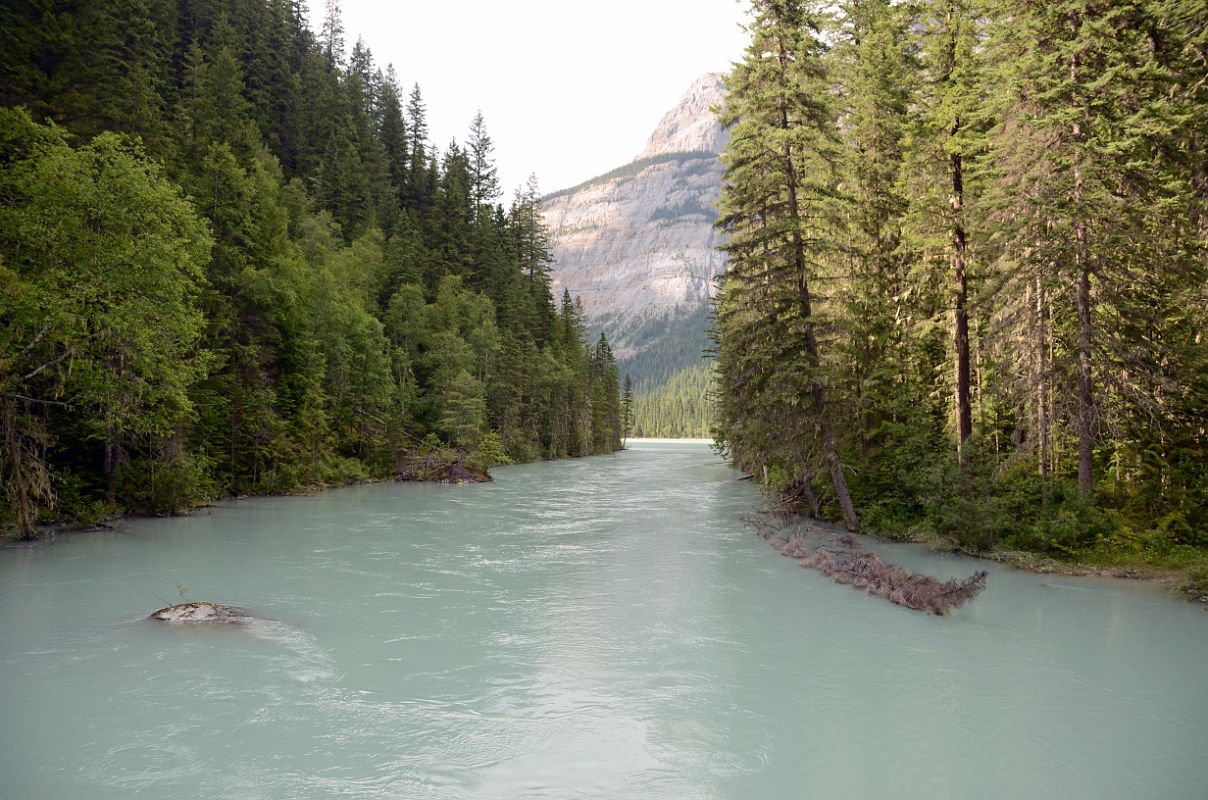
[150,601,242,624]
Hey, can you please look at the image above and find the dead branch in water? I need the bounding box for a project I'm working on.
[756,520,987,615]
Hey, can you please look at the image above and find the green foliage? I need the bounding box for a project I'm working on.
[631,364,715,439]
[469,429,511,471]
[713,0,1208,560]
[0,4,623,536]
[116,452,216,517]
[0,108,212,534]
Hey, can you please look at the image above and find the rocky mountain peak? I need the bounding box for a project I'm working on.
[542,73,730,384]
[636,72,727,160]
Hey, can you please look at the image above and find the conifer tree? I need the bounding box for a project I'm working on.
[716,0,859,530]
[467,112,502,214]
[378,66,409,203]
[912,0,988,456]
[622,374,634,444]
[832,0,918,463]
[709,0,1206,549]
[320,0,345,68]
[511,174,556,340]
[986,0,1198,496]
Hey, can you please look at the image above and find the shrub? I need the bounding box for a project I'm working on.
[116,453,214,515]
[468,430,511,471]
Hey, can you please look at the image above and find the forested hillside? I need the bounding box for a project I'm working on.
[630,364,714,439]
[617,305,715,438]
[714,0,1207,560]
[0,0,622,538]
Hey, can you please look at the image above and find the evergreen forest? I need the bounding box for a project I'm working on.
[0,0,623,538]
[714,0,1207,566]
[608,304,717,439]
[630,364,714,439]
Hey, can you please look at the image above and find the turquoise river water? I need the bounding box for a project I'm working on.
[1,441,1205,799]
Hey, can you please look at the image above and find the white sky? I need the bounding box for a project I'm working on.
[335,0,751,200]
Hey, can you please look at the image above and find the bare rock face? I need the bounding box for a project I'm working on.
[541,74,728,365]
[636,73,729,160]
[150,602,243,624]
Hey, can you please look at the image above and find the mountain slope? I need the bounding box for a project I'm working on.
[541,73,728,393]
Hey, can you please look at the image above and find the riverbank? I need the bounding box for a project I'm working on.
[973,546,1208,605]
[865,522,1208,605]
[762,510,1208,609]
[5,450,522,542]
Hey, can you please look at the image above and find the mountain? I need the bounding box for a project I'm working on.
[541,74,728,395]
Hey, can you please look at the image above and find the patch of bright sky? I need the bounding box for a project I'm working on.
[336,0,751,201]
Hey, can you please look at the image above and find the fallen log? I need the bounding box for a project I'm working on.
[757,520,987,615]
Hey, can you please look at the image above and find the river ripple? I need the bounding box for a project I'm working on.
[1,440,1205,799]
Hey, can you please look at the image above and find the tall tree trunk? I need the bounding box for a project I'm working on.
[951,149,972,455]
[946,1,972,458]
[1070,13,1095,496]
[799,461,822,518]
[1035,275,1049,507]
[1075,247,1094,495]
[777,60,859,532]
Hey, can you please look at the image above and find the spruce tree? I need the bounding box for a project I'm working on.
[467,111,502,217]
[320,0,345,68]
[716,0,859,530]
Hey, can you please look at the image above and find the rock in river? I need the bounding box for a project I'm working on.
[150,602,243,624]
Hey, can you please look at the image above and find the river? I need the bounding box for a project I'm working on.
[1,441,1205,799]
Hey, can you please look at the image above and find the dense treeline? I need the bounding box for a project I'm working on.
[714,0,1207,559]
[631,364,714,439]
[606,305,713,438]
[0,0,622,537]
[611,304,713,393]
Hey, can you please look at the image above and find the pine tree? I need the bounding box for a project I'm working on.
[320,0,345,68]
[510,174,556,340]
[404,83,431,211]
[986,0,1199,496]
[913,0,988,457]
[716,0,859,530]
[467,111,502,217]
[832,0,918,462]
[622,374,634,444]
[378,65,409,206]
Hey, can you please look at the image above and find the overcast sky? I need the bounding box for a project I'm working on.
[335,0,751,200]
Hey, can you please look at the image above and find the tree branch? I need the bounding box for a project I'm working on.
[16,323,51,359]
[20,347,72,382]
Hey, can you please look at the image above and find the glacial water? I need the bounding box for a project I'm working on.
[1,441,1205,799]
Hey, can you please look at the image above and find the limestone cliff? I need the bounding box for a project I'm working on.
[541,74,727,384]
[636,73,729,160]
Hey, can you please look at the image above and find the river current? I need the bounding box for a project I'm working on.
[1,440,1205,799]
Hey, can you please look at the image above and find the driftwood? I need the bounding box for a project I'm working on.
[757,520,987,615]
